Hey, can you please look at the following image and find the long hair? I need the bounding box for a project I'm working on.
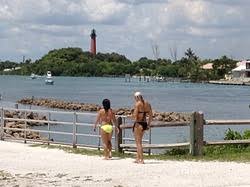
[102,99,111,112]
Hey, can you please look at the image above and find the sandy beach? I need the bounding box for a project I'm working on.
[0,141,250,187]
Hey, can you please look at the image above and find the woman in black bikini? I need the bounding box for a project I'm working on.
[132,92,153,164]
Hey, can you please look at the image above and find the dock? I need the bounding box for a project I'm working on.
[208,80,250,86]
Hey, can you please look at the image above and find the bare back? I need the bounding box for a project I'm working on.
[134,101,152,123]
[97,109,115,125]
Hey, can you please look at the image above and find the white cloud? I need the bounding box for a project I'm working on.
[0,0,250,61]
[118,0,167,5]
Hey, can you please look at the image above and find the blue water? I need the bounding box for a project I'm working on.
[1,75,250,146]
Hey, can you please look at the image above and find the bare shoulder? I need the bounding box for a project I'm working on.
[98,109,105,115]
[135,102,142,108]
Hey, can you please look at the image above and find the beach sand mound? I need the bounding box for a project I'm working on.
[0,141,250,187]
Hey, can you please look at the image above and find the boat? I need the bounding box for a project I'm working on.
[30,73,37,79]
[45,71,54,85]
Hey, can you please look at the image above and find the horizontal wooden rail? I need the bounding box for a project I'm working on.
[123,137,149,142]
[75,122,94,127]
[205,139,250,145]
[4,117,94,127]
[3,127,73,136]
[3,107,98,116]
[120,142,189,149]
[206,120,250,125]
[120,121,189,129]
[4,117,72,125]
[75,133,100,138]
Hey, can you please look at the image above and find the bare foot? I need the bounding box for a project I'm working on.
[103,157,110,160]
[138,160,145,164]
[109,152,112,158]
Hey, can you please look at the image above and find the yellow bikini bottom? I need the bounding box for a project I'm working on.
[101,124,113,134]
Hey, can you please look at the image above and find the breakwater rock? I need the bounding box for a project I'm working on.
[18,98,100,112]
[18,98,191,123]
[3,110,47,139]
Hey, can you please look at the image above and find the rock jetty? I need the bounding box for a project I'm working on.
[3,110,47,140]
[18,97,191,123]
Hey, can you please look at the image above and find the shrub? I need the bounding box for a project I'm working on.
[224,128,242,140]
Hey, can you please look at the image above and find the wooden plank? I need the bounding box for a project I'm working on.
[115,117,123,153]
[205,139,250,145]
[206,120,250,125]
[120,121,189,129]
[208,80,245,85]
[120,142,189,149]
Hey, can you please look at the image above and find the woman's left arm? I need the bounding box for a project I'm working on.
[93,111,101,131]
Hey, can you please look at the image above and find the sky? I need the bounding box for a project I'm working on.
[0,0,250,62]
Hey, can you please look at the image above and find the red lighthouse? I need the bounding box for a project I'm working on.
[90,29,97,55]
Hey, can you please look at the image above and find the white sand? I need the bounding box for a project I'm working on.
[0,141,250,187]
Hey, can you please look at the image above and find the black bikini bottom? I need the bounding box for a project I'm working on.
[133,121,148,132]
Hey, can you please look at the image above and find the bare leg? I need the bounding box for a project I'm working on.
[107,131,113,158]
[134,124,144,163]
[133,125,139,163]
[101,129,109,159]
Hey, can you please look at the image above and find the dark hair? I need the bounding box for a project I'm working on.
[102,99,111,112]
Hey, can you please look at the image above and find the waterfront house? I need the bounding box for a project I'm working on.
[232,60,250,81]
[201,63,213,70]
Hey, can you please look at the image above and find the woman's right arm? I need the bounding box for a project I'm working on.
[147,103,153,128]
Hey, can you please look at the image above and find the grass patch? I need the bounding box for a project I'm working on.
[202,145,250,162]
[30,144,250,162]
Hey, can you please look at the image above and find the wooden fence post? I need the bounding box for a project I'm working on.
[190,111,204,156]
[47,112,51,145]
[72,112,77,148]
[115,116,123,153]
[0,108,4,140]
[24,111,27,143]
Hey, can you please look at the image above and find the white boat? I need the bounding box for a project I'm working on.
[30,73,37,79]
[45,71,54,85]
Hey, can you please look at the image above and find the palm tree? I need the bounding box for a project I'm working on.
[185,48,198,60]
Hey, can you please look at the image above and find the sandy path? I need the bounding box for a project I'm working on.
[0,141,250,187]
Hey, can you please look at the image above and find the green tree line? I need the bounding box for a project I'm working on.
[0,47,237,82]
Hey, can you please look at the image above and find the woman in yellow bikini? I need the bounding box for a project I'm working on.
[93,99,118,159]
[132,92,153,164]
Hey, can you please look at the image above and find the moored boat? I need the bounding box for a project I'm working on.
[45,71,54,85]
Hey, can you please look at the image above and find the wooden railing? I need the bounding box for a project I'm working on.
[117,111,250,156]
[0,107,102,148]
[1,108,250,156]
